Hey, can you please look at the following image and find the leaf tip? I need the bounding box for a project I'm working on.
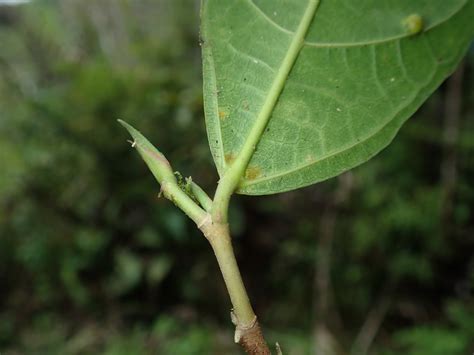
[117,119,134,132]
[117,120,176,184]
[117,119,144,146]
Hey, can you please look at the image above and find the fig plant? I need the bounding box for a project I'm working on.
[119,0,474,353]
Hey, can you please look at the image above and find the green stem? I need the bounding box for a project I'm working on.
[161,182,207,225]
[204,223,255,325]
[200,219,270,353]
[119,119,271,352]
[190,181,213,211]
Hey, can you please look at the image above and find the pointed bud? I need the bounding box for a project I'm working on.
[118,119,176,185]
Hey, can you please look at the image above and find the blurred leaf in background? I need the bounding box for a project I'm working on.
[0,1,473,354]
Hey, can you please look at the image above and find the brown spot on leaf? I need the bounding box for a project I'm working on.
[225,153,235,165]
[245,166,261,180]
[219,109,228,120]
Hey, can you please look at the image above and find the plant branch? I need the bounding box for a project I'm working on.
[201,2,320,351]
[119,120,270,353]
[189,180,213,211]
[118,120,207,225]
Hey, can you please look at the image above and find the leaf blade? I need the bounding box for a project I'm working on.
[202,0,474,195]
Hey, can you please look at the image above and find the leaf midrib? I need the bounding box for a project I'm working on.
[210,0,320,216]
[218,0,320,191]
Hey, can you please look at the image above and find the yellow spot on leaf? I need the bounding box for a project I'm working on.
[219,109,228,120]
[245,166,262,180]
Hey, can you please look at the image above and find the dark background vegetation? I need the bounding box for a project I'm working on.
[0,1,473,354]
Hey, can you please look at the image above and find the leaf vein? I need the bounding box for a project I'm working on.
[246,0,294,35]
[371,45,394,107]
[240,86,427,188]
[226,41,276,73]
[395,40,417,87]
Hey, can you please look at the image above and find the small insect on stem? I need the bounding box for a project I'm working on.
[127,139,137,148]
[402,14,424,36]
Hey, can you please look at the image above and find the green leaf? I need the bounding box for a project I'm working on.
[201,0,474,195]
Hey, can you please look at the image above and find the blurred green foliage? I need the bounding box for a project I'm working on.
[0,1,473,354]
